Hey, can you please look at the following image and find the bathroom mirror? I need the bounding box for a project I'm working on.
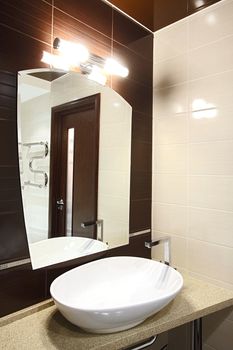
[17,68,132,269]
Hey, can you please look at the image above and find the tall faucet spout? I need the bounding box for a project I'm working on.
[145,236,171,265]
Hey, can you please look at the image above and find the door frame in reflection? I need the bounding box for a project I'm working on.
[49,94,100,239]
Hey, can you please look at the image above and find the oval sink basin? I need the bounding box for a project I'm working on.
[50,256,183,333]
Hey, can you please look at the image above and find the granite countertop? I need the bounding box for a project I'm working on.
[1,274,233,350]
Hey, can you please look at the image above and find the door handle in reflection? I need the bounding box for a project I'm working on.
[56,199,64,211]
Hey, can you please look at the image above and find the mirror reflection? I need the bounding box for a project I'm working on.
[18,69,132,269]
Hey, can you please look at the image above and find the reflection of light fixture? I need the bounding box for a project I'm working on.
[41,38,129,85]
[195,0,205,8]
[206,14,216,25]
[192,99,217,119]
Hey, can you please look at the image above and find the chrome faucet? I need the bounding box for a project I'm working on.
[81,219,104,242]
[145,236,171,266]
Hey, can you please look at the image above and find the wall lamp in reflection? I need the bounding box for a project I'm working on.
[41,37,129,85]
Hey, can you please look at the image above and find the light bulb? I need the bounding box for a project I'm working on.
[104,58,129,78]
[54,38,89,64]
[41,51,70,70]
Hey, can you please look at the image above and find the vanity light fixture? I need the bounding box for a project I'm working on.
[53,37,90,65]
[41,51,70,71]
[42,37,129,84]
[104,58,129,78]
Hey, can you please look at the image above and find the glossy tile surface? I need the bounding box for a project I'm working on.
[154,113,188,145]
[187,239,233,284]
[189,0,233,50]
[154,144,187,174]
[113,41,153,86]
[154,0,187,31]
[188,0,221,14]
[153,175,187,205]
[113,10,152,57]
[154,20,188,62]
[54,0,112,37]
[152,204,187,237]
[53,8,111,59]
[109,0,154,30]
[153,3,233,348]
[189,207,233,247]
[0,0,52,44]
[190,141,233,175]
[154,53,188,88]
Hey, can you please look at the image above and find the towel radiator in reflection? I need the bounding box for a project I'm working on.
[23,141,49,189]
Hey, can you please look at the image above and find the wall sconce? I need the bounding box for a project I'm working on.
[41,37,129,85]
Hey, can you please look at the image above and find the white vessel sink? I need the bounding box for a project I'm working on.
[50,256,183,333]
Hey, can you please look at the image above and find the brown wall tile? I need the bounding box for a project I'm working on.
[113,10,152,57]
[0,25,50,72]
[132,112,152,143]
[109,0,221,31]
[54,0,112,37]
[131,171,152,201]
[0,264,46,317]
[0,0,52,44]
[110,0,154,30]
[153,0,187,31]
[131,140,152,174]
[53,9,111,59]
[113,41,153,86]
[130,199,151,232]
[112,77,153,115]
[0,212,29,262]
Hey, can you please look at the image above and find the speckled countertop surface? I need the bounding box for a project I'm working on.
[1,275,233,350]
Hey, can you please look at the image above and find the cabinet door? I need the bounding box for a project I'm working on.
[168,323,192,350]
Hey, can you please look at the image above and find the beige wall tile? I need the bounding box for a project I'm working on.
[188,70,233,113]
[189,107,233,143]
[189,35,233,80]
[154,20,188,62]
[189,141,233,176]
[153,113,187,145]
[187,239,233,284]
[152,203,187,237]
[189,0,233,50]
[189,207,233,248]
[153,3,233,347]
[154,83,188,117]
[154,54,187,89]
[153,174,187,205]
[189,176,233,211]
[154,144,187,174]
